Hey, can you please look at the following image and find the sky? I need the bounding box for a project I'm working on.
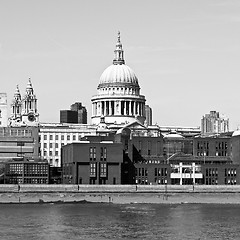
[1,0,240,130]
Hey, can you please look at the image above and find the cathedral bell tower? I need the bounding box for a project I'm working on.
[9,78,39,126]
[10,85,22,123]
[21,78,39,125]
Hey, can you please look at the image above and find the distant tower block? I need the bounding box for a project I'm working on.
[70,102,87,124]
[145,105,152,126]
[0,93,8,127]
[201,111,229,135]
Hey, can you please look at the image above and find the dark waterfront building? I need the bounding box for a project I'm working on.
[62,141,125,184]
[61,124,240,185]
[60,110,78,124]
[4,158,49,184]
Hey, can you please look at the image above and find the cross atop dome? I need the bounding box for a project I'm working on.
[113,31,125,65]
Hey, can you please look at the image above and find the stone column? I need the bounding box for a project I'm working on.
[115,101,118,115]
[129,101,132,115]
[102,101,105,115]
[124,101,127,115]
[105,101,108,116]
[109,101,112,115]
[135,102,138,115]
[180,162,183,185]
[139,102,141,116]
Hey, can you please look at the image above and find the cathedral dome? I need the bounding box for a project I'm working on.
[99,64,138,85]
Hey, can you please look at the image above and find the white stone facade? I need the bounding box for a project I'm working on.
[0,93,8,127]
[39,123,97,167]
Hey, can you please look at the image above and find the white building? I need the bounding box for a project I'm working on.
[39,123,97,167]
[0,93,8,127]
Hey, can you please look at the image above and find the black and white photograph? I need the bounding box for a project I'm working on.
[1,0,240,239]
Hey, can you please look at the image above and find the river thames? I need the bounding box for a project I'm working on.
[0,203,240,240]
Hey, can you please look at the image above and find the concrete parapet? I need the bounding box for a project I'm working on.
[0,184,240,193]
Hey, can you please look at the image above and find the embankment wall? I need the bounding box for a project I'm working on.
[1,185,240,204]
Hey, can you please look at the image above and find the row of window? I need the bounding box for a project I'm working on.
[205,177,218,185]
[0,128,32,137]
[197,141,228,150]
[206,168,218,177]
[197,151,227,156]
[43,150,59,156]
[225,178,237,185]
[135,178,168,185]
[43,134,80,141]
[225,168,237,177]
[43,143,64,148]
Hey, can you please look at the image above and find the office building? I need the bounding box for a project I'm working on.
[201,111,229,135]
[71,102,87,124]
[60,110,78,124]
[4,158,49,184]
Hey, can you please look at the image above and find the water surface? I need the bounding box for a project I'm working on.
[0,203,239,240]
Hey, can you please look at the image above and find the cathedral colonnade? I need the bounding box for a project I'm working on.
[91,99,145,118]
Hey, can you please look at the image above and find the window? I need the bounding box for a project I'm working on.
[44,135,47,140]
[90,163,96,177]
[100,147,107,161]
[50,143,53,148]
[93,147,96,160]
[49,151,52,156]
[100,163,107,177]
[55,151,58,156]
[104,147,107,160]
[73,135,76,141]
[100,147,103,160]
[89,147,93,160]
[50,135,53,140]
[148,141,151,155]
[44,143,47,148]
[55,135,59,140]
[61,135,64,140]
[17,142,24,146]
[67,135,70,141]
[55,143,58,148]
[139,141,142,154]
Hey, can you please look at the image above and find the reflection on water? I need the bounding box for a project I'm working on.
[0,203,240,240]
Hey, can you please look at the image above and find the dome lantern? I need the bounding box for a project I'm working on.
[113,31,125,65]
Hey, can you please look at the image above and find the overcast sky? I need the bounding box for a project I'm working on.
[1,0,240,129]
